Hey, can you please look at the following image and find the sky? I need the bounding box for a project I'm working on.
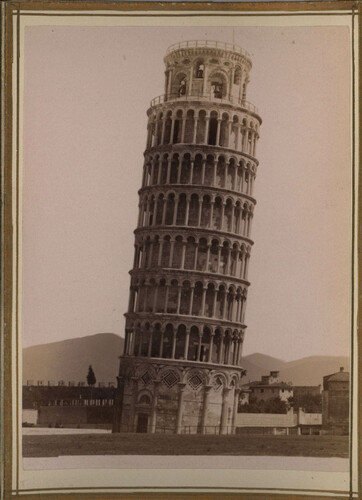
[22,24,352,360]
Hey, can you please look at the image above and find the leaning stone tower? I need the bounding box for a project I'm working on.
[113,40,261,435]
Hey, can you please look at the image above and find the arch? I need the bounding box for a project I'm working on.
[192,154,203,184]
[175,324,186,359]
[209,70,228,98]
[188,325,200,361]
[179,280,191,315]
[208,110,218,145]
[162,323,174,359]
[192,281,203,316]
[176,193,187,225]
[184,110,195,144]
[151,323,162,357]
[205,155,215,186]
[184,236,197,270]
[205,283,215,318]
[200,195,211,228]
[167,279,179,314]
[196,237,208,271]
[195,60,205,79]
[188,193,199,226]
[180,153,191,184]
[196,110,206,143]
[172,236,183,268]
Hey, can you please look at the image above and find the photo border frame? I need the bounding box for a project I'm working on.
[1,1,360,499]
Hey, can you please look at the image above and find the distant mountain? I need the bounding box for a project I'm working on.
[22,333,349,387]
[22,333,124,385]
[242,353,349,386]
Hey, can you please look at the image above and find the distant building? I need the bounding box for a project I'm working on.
[293,385,321,398]
[242,371,293,403]
[322,367,349,433]
[22,382,116,427]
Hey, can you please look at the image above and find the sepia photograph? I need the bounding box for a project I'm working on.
[2,3,358,498]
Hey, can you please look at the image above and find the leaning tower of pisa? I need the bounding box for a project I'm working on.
[113,40,262,435]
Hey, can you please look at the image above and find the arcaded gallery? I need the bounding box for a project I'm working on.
[113,40,262,435]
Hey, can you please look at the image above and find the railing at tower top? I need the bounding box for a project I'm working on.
[150,93,259,115]
[166,40,251,59]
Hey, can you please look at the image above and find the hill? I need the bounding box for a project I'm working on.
[22,333,124,385]
[22,334,349,387]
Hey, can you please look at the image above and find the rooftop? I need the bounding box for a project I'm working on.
[166,40,251,60]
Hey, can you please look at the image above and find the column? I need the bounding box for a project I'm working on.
[205,244,211,271]
[152,286,158,313]
[201,159,206,184]
[231,388,240,434]
[218,333,224,363]
[181,241,187,269]
[176,286,182,314]
[213,161,217,186]
[147,331,153,357]
[161,119,166,145]
[166,158,172,184]
[225,247,231,275]
[196,333,202,361]
[181,116,187,143]
[221,203,225,231]
[228,120,233,148]
[244,254,250,279]
[216,119,222,146]
[157,161,162,185]
[159,329,164,357]
[235,124,240,151]
[201,286,207,316]
[188,66,193,96]
[173,199,179,225]
[220,387,231,434]
[165,285,170,313]
[197,199,203,227]
[152,199,158,226]
[171,330,176,359]
[184,329,190,359]
[189,160,195,184]
[202,65,208,95]
[167,69,172,96]
[154,120,159,147]
[216,245,221,274]
[208,333,214,362]
[204,116,210,144]
[201,385,212,434]
[150,381,160,433]
[150,160,155,185]
[193,118,198,144]
[158,240,164,266]
[229,67,235,98]
[209,201,214,229]
[189,285,195,315]
[176,383,187,434]
[185,196,190,225]
[170,118,175,144]
[161,200,167,225]
[212,291,218,318]
[223,293,228,321]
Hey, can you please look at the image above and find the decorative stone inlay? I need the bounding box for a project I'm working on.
[188,373,204,390]
[212,375,224,391]
[161,370,180,388]
[141,371,152,385]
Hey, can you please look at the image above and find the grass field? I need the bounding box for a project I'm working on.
[23,433,348,458]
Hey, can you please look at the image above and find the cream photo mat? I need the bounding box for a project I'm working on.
[9,7,359,498]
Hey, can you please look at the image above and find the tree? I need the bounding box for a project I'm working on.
[87,365,96,387]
